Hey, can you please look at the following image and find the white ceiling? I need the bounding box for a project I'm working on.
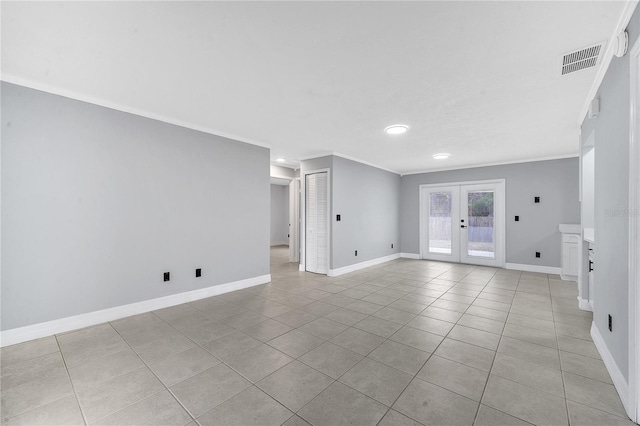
[1,1,627,175]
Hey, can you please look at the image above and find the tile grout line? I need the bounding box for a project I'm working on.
[364,265,500,426]
[54,334,89,426]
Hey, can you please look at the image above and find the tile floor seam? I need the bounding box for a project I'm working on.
[480,273,570,426]
[53,332,88,426]
[373,267,501,426]
[106,317,199,424]
[194,383,297,425]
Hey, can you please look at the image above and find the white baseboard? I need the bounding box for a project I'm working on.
[299,264,305,272]
[591,322,630,417]
[577,296,594,312]
[561,273,578,282]
[505,263,562,275]
[0,274,271,348]
[400,253,421,260]
[328,253,401,277]
[270,241,289,247]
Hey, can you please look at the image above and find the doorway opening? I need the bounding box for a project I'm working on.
[419,179,505,268]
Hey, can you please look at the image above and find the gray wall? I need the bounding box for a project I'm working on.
[582,6,639,381]
[400,158,580,267]
[300,155,401,270]
[332,156,400,269]
[1,82,270,330]
[270,184,289,245]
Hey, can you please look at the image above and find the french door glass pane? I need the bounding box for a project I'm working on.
[467,191,495,258]
[429,192,452,254]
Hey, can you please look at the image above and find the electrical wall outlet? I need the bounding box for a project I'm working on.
[355,250,358,256]
[196,268,202,278]
[391,243,394,249]
[609,314,613,332]
[163,272,170,282]
[535,252,541,258]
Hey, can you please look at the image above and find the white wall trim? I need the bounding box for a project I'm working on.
[628,34,640,424]
[297,152,401,176]
[577,1,639,125]
[592,322,631,416]
[328,253,400,277]
[401,154,579,177]
[505,263,561,275]
[1,75,273,150]
[400,252,421,260]
[0,274,271,348]
[577,296,594,312]
[331,152,401,176]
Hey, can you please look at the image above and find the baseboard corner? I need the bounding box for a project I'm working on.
[577,296,593,311]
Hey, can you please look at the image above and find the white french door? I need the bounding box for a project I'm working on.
[305,172,328,274]
[420,180,505,267]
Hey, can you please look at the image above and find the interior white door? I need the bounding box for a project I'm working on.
[421,186,461,262]
[421,180,504,267]
[305,172,328,274]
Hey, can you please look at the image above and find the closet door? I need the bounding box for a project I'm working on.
[305,172,328,274]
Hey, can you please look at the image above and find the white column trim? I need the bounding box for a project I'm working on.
[628,34,640,424]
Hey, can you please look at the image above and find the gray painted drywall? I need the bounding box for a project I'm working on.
[1,82,270,330]
[581,6,640,381]
[270,184,289,245]
[400,158,580,267]
[332,156,400,269]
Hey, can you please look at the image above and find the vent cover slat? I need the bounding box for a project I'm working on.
[560,43,604,76]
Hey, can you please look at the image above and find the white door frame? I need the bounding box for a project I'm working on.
[419,179,506,268]
[300,168,331,274]
[628,35,640,424]
[289,178,301,263]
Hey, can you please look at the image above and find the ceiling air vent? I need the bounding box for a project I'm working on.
[560,42,606,76]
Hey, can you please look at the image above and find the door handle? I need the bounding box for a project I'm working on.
[461,225,467,228]
[589,260,594,272]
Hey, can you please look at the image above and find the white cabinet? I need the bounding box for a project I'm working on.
[559,224,581,281]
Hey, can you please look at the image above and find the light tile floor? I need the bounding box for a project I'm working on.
[0,246,633,425]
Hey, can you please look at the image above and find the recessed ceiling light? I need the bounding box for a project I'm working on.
[432,153,450,160]
[276,158,286,163]
[384,124,408,135]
